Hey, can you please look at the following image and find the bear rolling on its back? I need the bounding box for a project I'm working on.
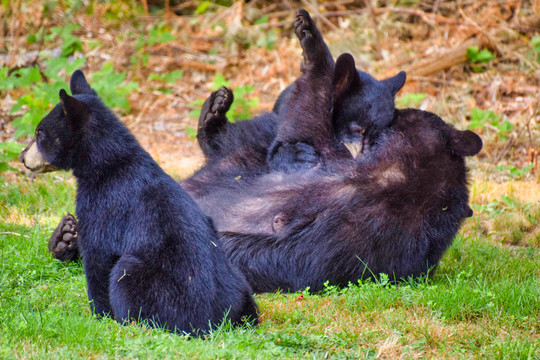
[192,11,483,293]
[19,70,258,334]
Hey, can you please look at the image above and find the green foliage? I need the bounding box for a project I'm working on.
[195,1,212,15]
[531,36,540,63]
[467,46,496,63]
[494,164,534,180]
[208,72,231,90]
[255,29,278,50]
[0,143,25,172]
[147,70,184,84]
[147,23,175,45]
[91,62,138,112]
[147,70,183,94]
[467,107,500,129]
[46,24,84,57]
[185,126,198,140]
[254,15,269,25]
[467,46,495,72]
[3,56,84,140]
[467,107,513,141]
[228,84,259,122]
[130,22,175,68]
[473,194,532,218]
[251,16,278,50]
[1,22,140,174]
[101,0,143,20]
[135,21,175,49]
[396,92,427,107]
[0,24,86,144]
[188,99,205,120]
[26,27,45,45]
[194,0,233,14]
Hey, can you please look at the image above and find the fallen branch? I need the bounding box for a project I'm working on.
[404,37,484,77]
[517,13,540,31]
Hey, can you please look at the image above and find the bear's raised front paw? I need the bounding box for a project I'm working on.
[199,87,233,131]
[210,86,233,117]
[48,213,80,262]
[197,87,234,158]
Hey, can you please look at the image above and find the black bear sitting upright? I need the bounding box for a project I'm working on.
[18,70,258,333]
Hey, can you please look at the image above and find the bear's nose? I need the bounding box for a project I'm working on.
[18,149,26,164]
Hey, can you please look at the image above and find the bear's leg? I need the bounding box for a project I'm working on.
[231,290,260,327]
[84,256,115,318]
[197,87,234,159]
[268,9,337,171]
[108,255,144,326]
[108,255,195,333]
[48,213,80,262]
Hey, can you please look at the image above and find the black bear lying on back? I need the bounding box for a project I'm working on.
[19,70,258,333]
[190,11,482,292]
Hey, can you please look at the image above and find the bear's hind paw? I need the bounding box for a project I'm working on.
[49,213,80,262]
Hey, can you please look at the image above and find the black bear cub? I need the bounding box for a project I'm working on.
[192,11,483,293]
[19,70,258,334]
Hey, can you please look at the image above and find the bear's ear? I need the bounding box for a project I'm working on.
[449,129,483,156]
[59,89,90,131]
[70,70,96,96]
[381,71,406,96]
[333,53,361,103]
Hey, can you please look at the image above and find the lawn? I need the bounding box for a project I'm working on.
[0,172,538,359]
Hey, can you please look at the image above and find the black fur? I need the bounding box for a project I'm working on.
[29,70,258,333]
[267,9,348,172]
[195,9,406,173]
[189,11,483,292]
[46,10,481,297]
[199,106,482,293]
[184,106,279,198]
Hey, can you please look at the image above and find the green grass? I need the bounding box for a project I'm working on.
[0,172,538,359]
